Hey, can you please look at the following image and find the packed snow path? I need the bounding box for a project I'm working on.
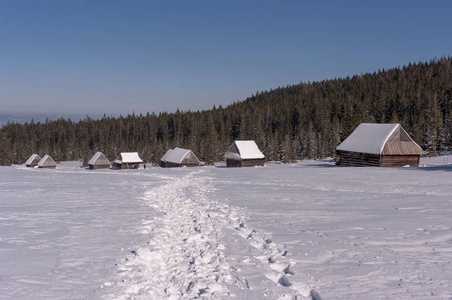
[107,170,316,299]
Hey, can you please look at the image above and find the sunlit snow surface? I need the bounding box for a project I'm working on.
[1,157,451,299]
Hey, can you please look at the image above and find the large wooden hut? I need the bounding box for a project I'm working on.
[160,147,201,168]
[112,152,143,170]
[25,154,41,167]
[38,155,57,169]
[225,140,265,167]
[336,123,425,167]
[88,152,111,170]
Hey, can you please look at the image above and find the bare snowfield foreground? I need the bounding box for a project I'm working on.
[0,157,451,299]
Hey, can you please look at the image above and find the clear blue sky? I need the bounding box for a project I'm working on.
[1,0,451,118]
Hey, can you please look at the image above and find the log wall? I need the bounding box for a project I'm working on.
[336,150,380,167]
[226,158,265,167]
[160,161,199,168]
[337,150,421,167]
[89,164,110,170]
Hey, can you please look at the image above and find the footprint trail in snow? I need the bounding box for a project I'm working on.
[106,170,318,299]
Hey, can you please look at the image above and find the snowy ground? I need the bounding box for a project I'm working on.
[0,157,451,299]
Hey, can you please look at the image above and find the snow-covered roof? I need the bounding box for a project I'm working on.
[336,123,422,155]
[337,123,398,154]
[88,152,110,165]
[38,154,57,167]
[227,140,265,159]
[160,149,174,162]
[119,152,143,163]
[161,148,191,164]
[25,154,41,165]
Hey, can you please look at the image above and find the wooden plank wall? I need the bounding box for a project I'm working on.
[381,155,420,167]
[182,152,200,165]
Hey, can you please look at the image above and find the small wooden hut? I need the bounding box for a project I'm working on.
[160,147,201,168]
[88,152,111,170]
[112,152,143,170]
[38,155,57,169]
[25,154,41,167]
[225,140,265,167]
[336,123,425,167]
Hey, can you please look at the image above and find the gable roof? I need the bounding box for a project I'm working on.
[161,147,200,164]
[161,148,189,164]
[337,123,425,155]
[88,152,110,165]
[38,155,57,167]
[119,152,143,163]
[160,149,174,162]
[226,140,265,159]
[25,154,41,165]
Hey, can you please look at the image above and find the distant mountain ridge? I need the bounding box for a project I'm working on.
[0,113,50,127]
[0,113,98,127]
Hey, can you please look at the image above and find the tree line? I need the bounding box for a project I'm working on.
[1,56,451,166]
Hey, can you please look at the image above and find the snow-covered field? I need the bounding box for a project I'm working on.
[1,157,451,299]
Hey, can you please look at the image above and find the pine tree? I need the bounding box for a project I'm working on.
[0,131,12,166]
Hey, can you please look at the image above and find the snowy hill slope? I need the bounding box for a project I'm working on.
[0,157,451,299]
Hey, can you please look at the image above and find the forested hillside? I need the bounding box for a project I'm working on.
[1,57,451,166]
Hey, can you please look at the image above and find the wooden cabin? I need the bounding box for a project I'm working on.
[88,152,111,170]
[38,155,57,169]
[112,152,143,170]
[25,154,41,167]
[225,140,265,167]
[160,147,201,168]
[336,123,426,167]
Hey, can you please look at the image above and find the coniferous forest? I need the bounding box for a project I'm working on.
[1,57,452,166]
